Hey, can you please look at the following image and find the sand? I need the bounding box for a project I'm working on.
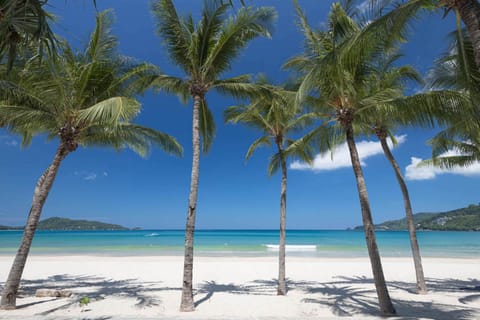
[0,255,479,319]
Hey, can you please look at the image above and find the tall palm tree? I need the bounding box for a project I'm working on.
[285,2,416,315]
[224,81,313,296]
[0,10,182,310]
[0,0,56,71]
[150,0,276,311]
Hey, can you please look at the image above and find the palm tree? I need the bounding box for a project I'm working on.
[0,0,56,71]
[150,0,276,311]
[358,52,428,294]
[224,81,313,296]
[285,2,416,315]
[0,10,182,310]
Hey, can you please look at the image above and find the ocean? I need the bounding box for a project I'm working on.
[0,230,479,258]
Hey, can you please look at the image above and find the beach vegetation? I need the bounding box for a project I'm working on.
[79,296,91,307]
[0,10,182,310]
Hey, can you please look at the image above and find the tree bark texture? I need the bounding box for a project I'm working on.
[277,147,287,296]
[379,136,427,294]
[180,94,201,312]
[0,144,69,309]
[345,126,396,316]
[456,0,480,68]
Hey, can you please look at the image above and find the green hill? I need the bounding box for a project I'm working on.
[0,217,128,231]
[353,203,480,231]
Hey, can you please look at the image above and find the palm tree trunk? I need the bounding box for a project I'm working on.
[345,126,396,316]
[0,144,69,310]
[456,0,480,68]
[379,136,427,294]
[277,147,287,296]
[180,94,201,312]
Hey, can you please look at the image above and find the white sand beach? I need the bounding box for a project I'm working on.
[0,255,479,319]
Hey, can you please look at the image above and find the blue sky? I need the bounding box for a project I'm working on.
[0,0,479,229]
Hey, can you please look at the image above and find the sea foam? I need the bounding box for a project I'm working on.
[264,244,317,252]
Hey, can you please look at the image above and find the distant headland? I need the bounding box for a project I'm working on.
[352,203,480,231]
[0,217,130,231]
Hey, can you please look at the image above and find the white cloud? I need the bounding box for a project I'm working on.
[74,171,102,181]
[405,151,480,181]
[290,135,406,172]
[83,173,97,181]
[0,135,19,147]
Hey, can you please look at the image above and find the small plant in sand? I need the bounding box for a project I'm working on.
[79,296,91,307]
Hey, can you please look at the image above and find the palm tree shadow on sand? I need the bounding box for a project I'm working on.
[301,276,480,320]
[2,275,479,319]
[2,274,181,316]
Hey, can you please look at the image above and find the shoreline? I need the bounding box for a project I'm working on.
[1,255,479,319]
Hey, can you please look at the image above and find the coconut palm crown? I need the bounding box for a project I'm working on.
[150,0,276,312]
[0,10,182,310]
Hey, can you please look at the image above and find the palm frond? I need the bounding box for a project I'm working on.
[81,123,183,157]
[151,0,193,72]
[197,0,229,67]
[85,10,118,61]
[245,135,271,161]
[213,75,271,100]
[76,97,140,126]
[150,74,190,103]
[268,151,282,176]
[0,0,57,72]
[199,98,216,153]
[203,5,277,78]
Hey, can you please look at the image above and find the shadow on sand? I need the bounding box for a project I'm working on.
[301,276,480,320]
[2,275,479,319]
[5,274,181,316]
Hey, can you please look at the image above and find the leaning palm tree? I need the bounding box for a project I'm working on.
[0,10,182,310]
[357,52,428,294]
[285,2,411,315]
[150,0,276,311]
[225,81,313,296]
[0,0,56,71]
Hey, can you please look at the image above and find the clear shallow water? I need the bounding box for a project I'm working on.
[0,230,479,258]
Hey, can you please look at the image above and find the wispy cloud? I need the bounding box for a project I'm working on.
[74,170,108,181]
[0,135,19,147]
[290,135,407,172]
[405,151,480,181]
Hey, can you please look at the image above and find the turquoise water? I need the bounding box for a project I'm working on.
[0,230,479,258]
